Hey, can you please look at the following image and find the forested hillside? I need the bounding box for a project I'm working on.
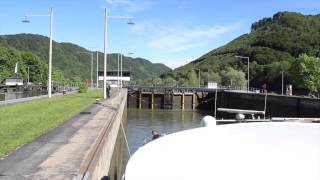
[0,34,170,84]
[161,12,320,93]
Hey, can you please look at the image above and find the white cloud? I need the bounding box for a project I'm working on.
[129,21,241,68]
[106,0,151,12]
[148,23,240,52]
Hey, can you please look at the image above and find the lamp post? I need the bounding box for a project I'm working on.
[22,8,53,98]
[281,70,284,95]
[196,69,200,88]
[128,52,134,87]
[117,53,120,88]
[96,51,99,88]
[121,54,123,88]
[192,68,200,88]
[235,55,250,91]
[78,51,94,88]
[103,7,135,99]
[27,65,38,84]
[121,52,134,88]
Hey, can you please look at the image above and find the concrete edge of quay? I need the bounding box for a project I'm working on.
[76,89,127,180]
[0,89,128,180]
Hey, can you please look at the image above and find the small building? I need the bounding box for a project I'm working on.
[207,81,218,89]
[286,84,292,96]
[98,70,131,87]
[1,77,24,86]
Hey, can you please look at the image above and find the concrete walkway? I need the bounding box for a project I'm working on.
[0,89,126,180]
[0,90,79,106]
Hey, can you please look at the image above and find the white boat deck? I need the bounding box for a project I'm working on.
[124,122,320,180]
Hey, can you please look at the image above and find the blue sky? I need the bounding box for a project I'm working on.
[0,0,319,69]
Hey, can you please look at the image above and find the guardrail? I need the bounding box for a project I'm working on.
[125,85,223,93]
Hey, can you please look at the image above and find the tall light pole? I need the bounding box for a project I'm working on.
[103,8,108,99]
[196,69,200,88]
[91,53,93,88]
[127,53,134,86]
[192,68,200,88]
[281,70,284,95]
[23,8,53,98]
[27,65,38,84]
[235,55,250,91]
[117,53,120,88]
[79,51,94,88]
[121,52,134,88]
[103,7,135,99]
[120,54,123,88]
[96,51,99,88]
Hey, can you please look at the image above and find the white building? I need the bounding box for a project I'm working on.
[98,70,131,87]
[1,77,24,86]
[207,81,218,89]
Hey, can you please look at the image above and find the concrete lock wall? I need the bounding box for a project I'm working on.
[78,89,127,180]
[127,92,139,108]
[106,106,127,180]
[126,89,320,117]
[172,95,182,109]
[127,92,199,110]
[184,94,193,110]
[141,94,151,109]
[154,94,164,109]
[216,91,320,118]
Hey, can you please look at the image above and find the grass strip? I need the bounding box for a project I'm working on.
[0,90,102,157]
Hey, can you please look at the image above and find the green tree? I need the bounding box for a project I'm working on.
[152,77,163,86]
[177,77,189,86]
[0,46,50,84]
[71,76,82,85]
[158,12,320,91]
[187,70,198,86]
[1,34,171,84]
[52,69,65,83]
[21,52,48,84]
[290,54,320,92]
[220,67,246,88]
[0,46,27,80]
[201,71,221,85]
[163,77,177,86]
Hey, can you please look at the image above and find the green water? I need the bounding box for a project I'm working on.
[124,108,209,157]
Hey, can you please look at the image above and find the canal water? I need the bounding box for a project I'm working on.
[123,108,210,166]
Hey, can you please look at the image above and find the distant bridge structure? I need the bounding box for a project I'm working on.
[126,85,224,93]
[125,85,320,119]
[125,85,228,110]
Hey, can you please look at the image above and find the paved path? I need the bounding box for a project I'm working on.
[0,90,79,106]
[0,90,124,180]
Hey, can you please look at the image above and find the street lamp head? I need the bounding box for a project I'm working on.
[235,55,249,59]
[21,16,30,23]
[127,19,135,25]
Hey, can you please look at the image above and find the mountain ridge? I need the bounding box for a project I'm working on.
[0,33,171,83]
[162,11,320,92]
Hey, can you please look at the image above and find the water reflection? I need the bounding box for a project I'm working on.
[125,108,208,156]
